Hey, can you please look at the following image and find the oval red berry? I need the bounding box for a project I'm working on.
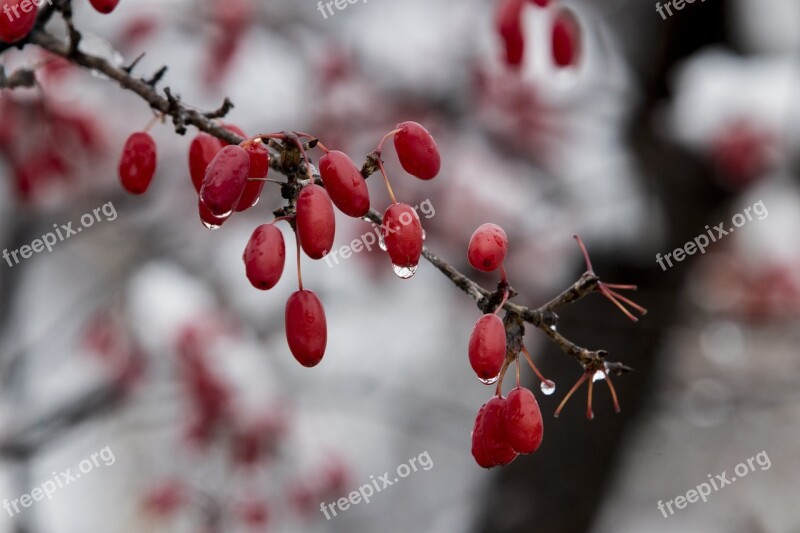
[88,0,120,14]
[495,0,525,68]
[0,0,37,43]
[382,203,423,271]
[199,145,251,217]
[468,223,508,273]
[552,8,581,68]
[502,386,543,454]
[393,122,441,180]
[285,290,327,367]
[119,131,157,195]
[471,405,495,468]
[243,224,285,290]
[468,314,506,382]
[319,150,370,218]
[296,184,335,260]
[235,141,269,212]
[189,133,222,193]
[480,397,518,467]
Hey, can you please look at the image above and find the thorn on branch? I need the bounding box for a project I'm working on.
[122,53,145,74]
[203,97,234,119]
[143,65,168,87]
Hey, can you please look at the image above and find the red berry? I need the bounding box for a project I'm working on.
[199,145,250,216]
[189,133,222,193]
[235,141,269,212]
[88,0,120,14]
[502,387,543,453]
[471,405,495,468]
[243,224,285,290]
[468,223,508,272]
[495,0,525,68]
[552,8,581,68]
[319,150,370,218]
[119,131,157,194]
[198,197,229,229]
[296,184,335,260]
[529,0,549,6]
[382,203,423,275]
[0,0,37,43]
[285,290,327,367]
[476,397,518,467]
[393,121,441,180]
[468,314,506,382]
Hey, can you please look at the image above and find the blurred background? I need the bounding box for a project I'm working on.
[0,0,799,531]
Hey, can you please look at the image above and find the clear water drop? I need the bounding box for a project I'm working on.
[592,370,606,382]
[549,325,557,331]
[201,220,221,230]
[540,380,556,395]
[378,233,387,251]
[479,375,500,385]
[392,263,417,279]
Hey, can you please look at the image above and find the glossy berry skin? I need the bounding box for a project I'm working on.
[468,223,508,273]
[296,184,335,260]
[382,203,423,269]
[502,387,543,454]
[235,141,269,212]
[393,122,441,180]
[119,132,157,194]
[468,314,506,381]
[319,150,370,218]
[495,0,525,68]
[199,145,251,216]
[243,224,285,290]
[285,290,327,367]
[198,197,229,229]
[88,0,120,14]
[552,8,580,68]
[0,0,37,43]
[189,133,222,193]
[529,0,549,6]
[472,397,517,468]
[471,405,494,468]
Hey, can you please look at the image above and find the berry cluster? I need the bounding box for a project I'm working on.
[466,227,645,468]
[118,121,440,368]
[0,0,119,44]
[495,0,581,69]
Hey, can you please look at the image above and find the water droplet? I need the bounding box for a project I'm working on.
[549,325,557,331]
[378,233,387,251]
[202,220,221,230]
[540,380,556,395]
[392,263,417,279]
[479,375,500,385]
[592,370,606,382]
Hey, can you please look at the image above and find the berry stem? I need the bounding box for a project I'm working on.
[515,356,520,388]
[499,264,508,284]
[573,234,594,273]
[294,132,329,154]
[143,112,164,133]
[495,358,511,397]
[586,376,595,420]
[554,371,590,418]
[521,345,552,387]
[295,229,304,291]
[493,289,509,315]
[376,158,398,205]
[603,372,621,413]
[376,128,402,153]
